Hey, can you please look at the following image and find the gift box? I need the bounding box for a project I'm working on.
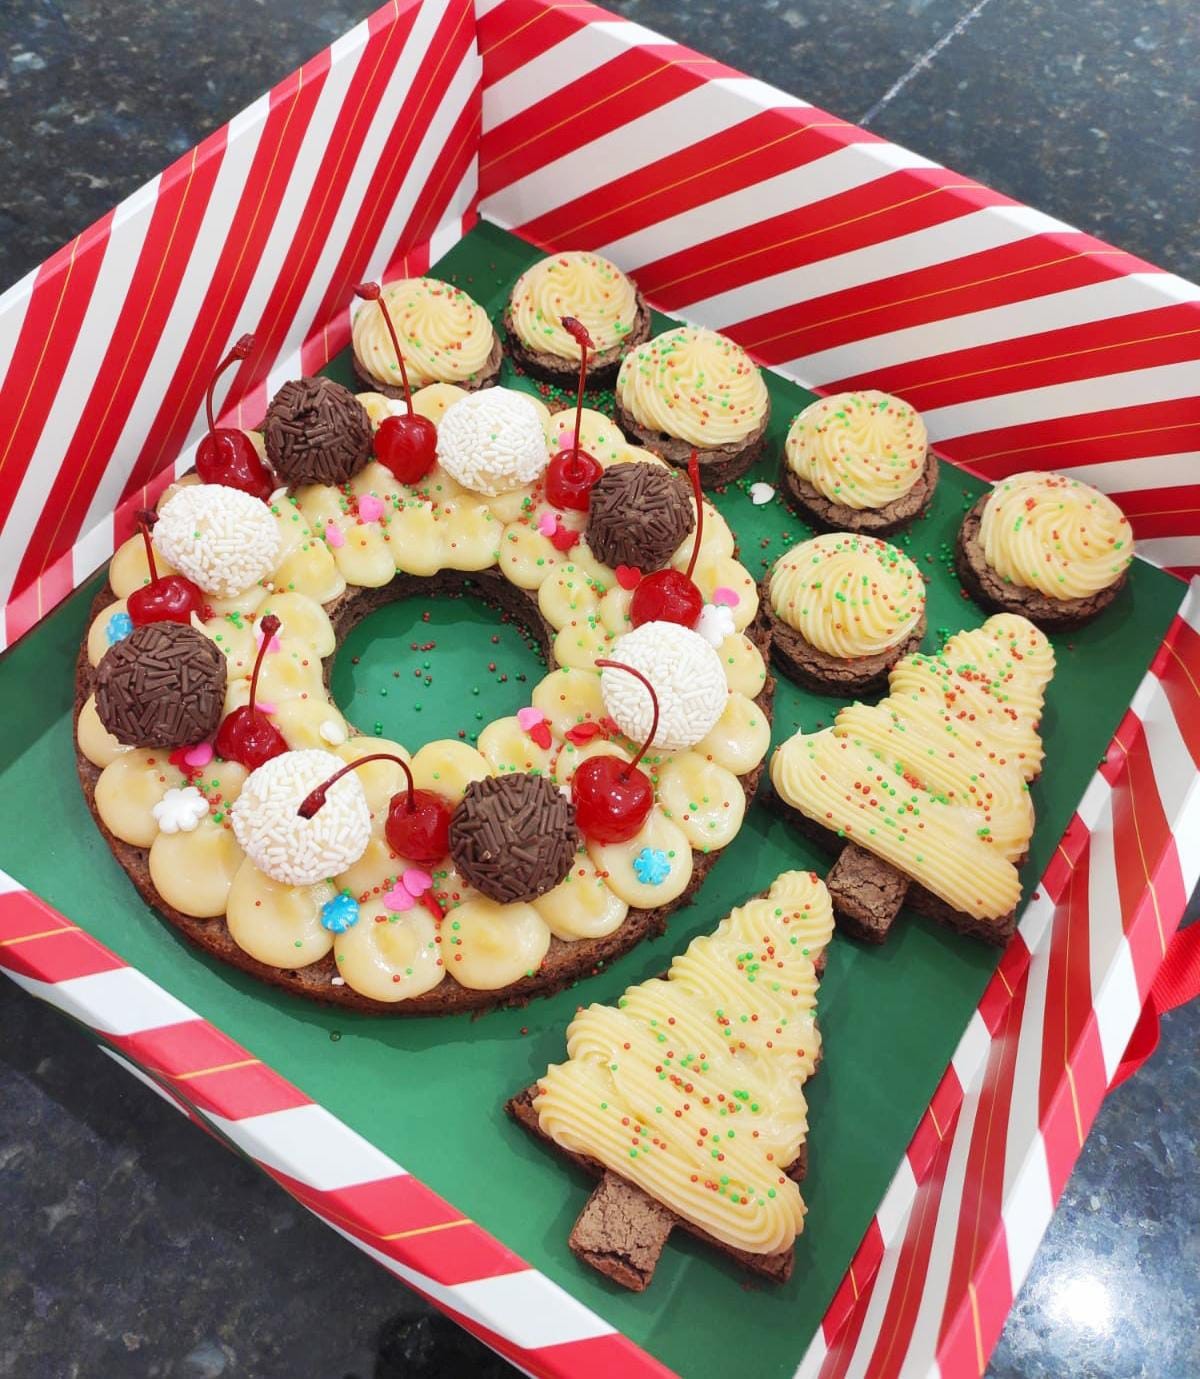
[1,2,1198,1376]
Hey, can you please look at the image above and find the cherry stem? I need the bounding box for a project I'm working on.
[561,314,592,457]
[136,512,160,585]
[246,614,280,716]
[355,282,414,417]
[595,659,659,778]
[298,752,415,820]
[684,450,703,582]
[205,334,256,436]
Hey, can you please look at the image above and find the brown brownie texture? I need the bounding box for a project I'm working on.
[760,578,926,697]
[955,493,1126,631]
[613,394,772,489]
[779,446,939,536]
[502,293,653,391]
[825,844,909,943]
[350,328,503,399]
[76,571,776,1016]
[768,792,1015,947]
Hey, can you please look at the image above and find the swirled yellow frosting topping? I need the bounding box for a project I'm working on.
[534,870,834,1256]
[770,615,1055,920]
[769,532,925,658]
[785,390,927,509]
[352,278,494,388]
[616,326,769,448]
[979,471,1133,599]
[509,252,638,359]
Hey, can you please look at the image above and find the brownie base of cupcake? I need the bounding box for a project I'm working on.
[613,396,771,488]
[350,329,504,399]
[761,582,926,695]
[502,294,653,391]
[780,446,939,535]
[955,493,1126,631]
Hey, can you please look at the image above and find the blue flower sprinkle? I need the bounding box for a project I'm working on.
[106,610,134,645]
[320,890,359,933]
[633,847,670,886]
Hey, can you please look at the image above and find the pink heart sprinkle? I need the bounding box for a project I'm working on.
[557,430,574,451]
[183,742,213,768]
[254,624,282,653]
[712,586,740,608]
[358,494,384,523]
[402,868,432,897]
[537,510,558,536]
[517,706,546,731]
[255,700,277,715]
[383,885,415,913]
[324,521,345,549]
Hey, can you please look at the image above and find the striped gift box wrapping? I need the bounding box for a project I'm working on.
[1,2,1197,1376]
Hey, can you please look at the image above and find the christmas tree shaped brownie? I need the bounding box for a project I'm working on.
[770,613,1055,945]
[508,870,834,1289]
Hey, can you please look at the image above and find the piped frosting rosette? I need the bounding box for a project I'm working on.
[351,277,495,389]
[509,251,639,359]
[78,387,770,1008]
[785,391,927,510]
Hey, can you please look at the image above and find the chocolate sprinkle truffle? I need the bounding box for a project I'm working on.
[586,462,695,571]
[449,773,578,905]
[95,622,227,749]
[263,377,373,487]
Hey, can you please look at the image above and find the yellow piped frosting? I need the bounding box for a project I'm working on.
[616,326,768,448]
[534,870,834,1255]
[509,251,638,359]
[785,390,927,509]
[769,532,925,658]
[978,471,1133,599]
[81,390,772,1006]
[351,278,494,389]
[770,615,1055,921]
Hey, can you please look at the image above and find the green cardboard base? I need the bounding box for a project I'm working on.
[0,222,1182,1379]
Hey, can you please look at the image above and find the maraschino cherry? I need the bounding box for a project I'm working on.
[214,614,287,768]
[628,450,705,629]
[298,752,451,866]
[544,315,603,511]
[126,510,206,627]
[354,282,438,484]
[195,334,275,500]
[571,660,658,844]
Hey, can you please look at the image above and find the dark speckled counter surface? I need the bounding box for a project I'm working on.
[1,3,1197,1376]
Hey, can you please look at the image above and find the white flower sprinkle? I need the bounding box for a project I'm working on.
[152,786,209,835]
[749,482,776,506]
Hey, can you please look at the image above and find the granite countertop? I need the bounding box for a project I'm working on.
[1,2,1197,1377]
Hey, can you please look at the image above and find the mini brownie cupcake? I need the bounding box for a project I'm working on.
[503,251,651,389]
[765,531,926,694]
[957,471,1134,630]
[780,390,937,534]
[614,325,770,486]
[351,277,500,397]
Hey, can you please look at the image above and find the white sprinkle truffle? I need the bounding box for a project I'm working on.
[231,749,371,887]
[436,387,549,496]
[155,484,280,598]
[603,621,728,752]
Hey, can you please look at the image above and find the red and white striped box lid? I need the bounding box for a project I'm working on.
[2,2,1198,1376]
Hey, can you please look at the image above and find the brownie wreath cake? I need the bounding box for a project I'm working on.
[763,532,927,695]
[503,250,652,388]
[779,390,937,534]
[75,297,772,1015]
[614,325,771,486]
[956,470,1133,629]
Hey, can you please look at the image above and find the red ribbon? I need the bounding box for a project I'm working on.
[1109,921,1200,1089]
